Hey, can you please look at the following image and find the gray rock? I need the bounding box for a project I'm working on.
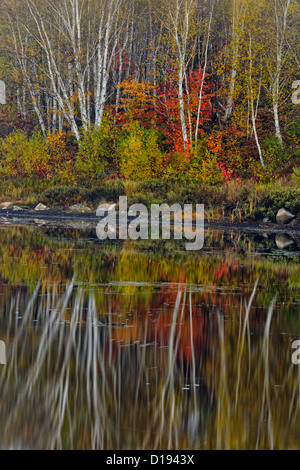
[68,222,93,229]
[34,203,48,212]
[275,234,294,250]
[69,204,92,213]
[287,213,300,227]
[263,217,270,223]
[34,219,46,226]
[12,206,24,212]
[0,202,13,210]
[276,208,295,225]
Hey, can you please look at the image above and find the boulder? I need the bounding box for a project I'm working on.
[34,203,48,212]
[69,204,92,213]
[0,202,13,210]
[34,219,46,226]
[68,222,93,230]
[275,234,294,250]
[287,212,300,227]
[276,208,295,225]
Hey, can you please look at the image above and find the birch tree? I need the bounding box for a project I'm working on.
[269,0,291,147]
[223,0,247,123]
[163,0,197,148]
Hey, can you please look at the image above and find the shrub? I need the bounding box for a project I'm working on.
[23,132,49,179]
[127,192,159,208]
[0,130,76,183]
[292,167,300,185]
[0,130,28,178]
[41,186,88,206]
[86,180,126,203]
[45,132,75,182]
[250,186,300,220]
[177,184,228,208]
[187,149,223,185]
[138,178,178,197]
[160,140,224,185]
[118,124,165,180]
[75,122,115,183]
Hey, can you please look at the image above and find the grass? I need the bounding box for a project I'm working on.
[0,176,299,222]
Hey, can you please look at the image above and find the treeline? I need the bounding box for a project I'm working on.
[0,0,299,185]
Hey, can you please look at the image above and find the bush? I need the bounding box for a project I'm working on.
[138,178,177,197]
[0,130,75,183]
[86,180,126,203]
[292,167,300,185]
[75,122,115,183]
[250,186,300,220]
[41,186,88,206]
[127,192,159,208]
[160,139,224,185]
[118,124,165,180]
[0,130,28,178]
[177,184,228,209]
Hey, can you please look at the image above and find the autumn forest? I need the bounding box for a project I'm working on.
[0,0,299,198]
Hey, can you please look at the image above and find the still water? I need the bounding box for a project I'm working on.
[0,221,299,450]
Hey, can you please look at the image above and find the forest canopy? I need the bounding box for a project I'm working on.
[0,0,299,186]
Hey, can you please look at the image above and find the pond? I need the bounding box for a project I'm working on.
[0,220,299,450]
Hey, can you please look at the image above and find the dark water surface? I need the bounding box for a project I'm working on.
[0,221,299,449]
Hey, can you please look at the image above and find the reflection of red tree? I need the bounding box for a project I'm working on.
[155,309,211,362]
[105,285,218,365]
[213,262,238,282]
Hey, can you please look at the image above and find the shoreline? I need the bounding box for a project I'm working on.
[1,208,300,235]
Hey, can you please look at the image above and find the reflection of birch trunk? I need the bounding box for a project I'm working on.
[256,297,276,450]
[0,341,6,365]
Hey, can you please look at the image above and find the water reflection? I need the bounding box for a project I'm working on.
[0,225,299,449]
[0,341,5,365]
[0,279,299,450]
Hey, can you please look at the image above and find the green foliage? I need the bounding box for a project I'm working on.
[138,179,177,197]
[41,186,88,206]
[118,124,165,180]
[292,167,300,185]
[187,146,223,185]
[287,118,300,157]
[0,130,75,182]
[127,192,159,208]
[75,122,115,184]
[177,184,228,209]
[263,136,290,163]
[250,186,300,220]
[86,180,126,204]
[42,180,126,206]
[0,130,28,178]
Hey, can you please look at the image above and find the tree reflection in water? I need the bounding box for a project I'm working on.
[0,277,299,450]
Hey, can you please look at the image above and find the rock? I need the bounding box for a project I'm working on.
[0,202,13,210]
[262,217,270,224]
[34,203,48,212]
[68,222,93,230]
[69,204,92,213]
[275,234,294,250]
[34,219,46,226]
[276,208,295,225]
[287,212,300,227]
[12,206,24,212]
